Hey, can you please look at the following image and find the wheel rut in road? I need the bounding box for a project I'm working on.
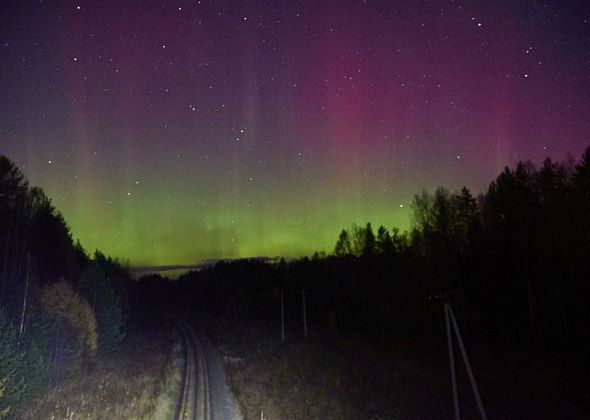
[171,315,242,420]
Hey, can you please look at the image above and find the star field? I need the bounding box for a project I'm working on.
[1,0,589,265]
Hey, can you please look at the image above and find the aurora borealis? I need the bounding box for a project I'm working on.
[1,1,589,265]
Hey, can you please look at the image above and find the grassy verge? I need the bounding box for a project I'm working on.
[202,318,447,420]
[204,317,588,420]
[20,319,180,420]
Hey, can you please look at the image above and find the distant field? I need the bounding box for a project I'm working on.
[129,267,197,279]
[131,257,282,279]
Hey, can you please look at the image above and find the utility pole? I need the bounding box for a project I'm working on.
[302,284,308,340]
[18,254,31,337]
[281,290,285,343]
[446,302,460,420]
[445,302,488,420]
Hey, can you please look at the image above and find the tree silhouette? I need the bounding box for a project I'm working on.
[334,229,352,256]
[362,223,376,257]
[573,147,590,241]
[376,225,394,255]
[80,263,125,354]
[454,187,478,243]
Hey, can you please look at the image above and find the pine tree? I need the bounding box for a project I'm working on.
[454,186,479,249]
[573,146,590,240]
[334,229,352,256]
[362,223,376,257]
[376,225,394,255]
[80,263,124,353]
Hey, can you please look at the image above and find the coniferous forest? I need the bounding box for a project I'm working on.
[142,148,590,348]
[0,156,133,418]
[143,148,590,417]
[3,0,590,417]
[1,148,590,418]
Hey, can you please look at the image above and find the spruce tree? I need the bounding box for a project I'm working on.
[80,263,124,353]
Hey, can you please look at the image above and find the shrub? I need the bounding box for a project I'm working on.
[0,309,26,417]
[41,281,97,360]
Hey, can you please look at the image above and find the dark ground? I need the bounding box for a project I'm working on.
[18,312,588,420]
[202,316,589,420]
[20,317,178,420]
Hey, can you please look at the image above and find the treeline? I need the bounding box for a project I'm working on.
[141,147,590,353]
[0,156,132,418]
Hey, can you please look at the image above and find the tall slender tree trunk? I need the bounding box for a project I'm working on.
[52,332,63,393]
[18,254,30,337]
[452,247,467,327]
[520,236,535,327]
[11,229,27,290]
[281,290,285,343]
[0,217,13,304]
[302,285,308,340]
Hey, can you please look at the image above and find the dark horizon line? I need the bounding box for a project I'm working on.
[128,256,284,272]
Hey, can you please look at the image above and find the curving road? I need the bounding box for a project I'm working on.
[171,315,242,420]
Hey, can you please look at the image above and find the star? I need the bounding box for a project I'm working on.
[2,0,587,266]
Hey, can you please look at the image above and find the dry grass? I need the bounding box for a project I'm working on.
[20,321,180,420]
[203,318,410,420]
[205,316,590,420]
[205,317,590,420]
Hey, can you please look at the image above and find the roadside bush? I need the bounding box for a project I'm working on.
[0,309,26,417]
[41,281,97,362]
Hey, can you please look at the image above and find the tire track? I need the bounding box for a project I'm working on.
[170,315,211,420]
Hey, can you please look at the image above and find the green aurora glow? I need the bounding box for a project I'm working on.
[36,163,415,265]
[2,1,588,265]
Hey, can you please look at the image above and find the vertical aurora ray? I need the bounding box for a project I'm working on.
[1,0,588,265]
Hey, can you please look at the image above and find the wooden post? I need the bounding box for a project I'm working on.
[520,236,535,327]
[281,290,285,343]
[447,303,488,420]
[446,303,460,420]
[18,254,30,337]
[302,285,308,340]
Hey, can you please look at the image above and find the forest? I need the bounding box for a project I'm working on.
[0,156,133,418]
[140,147,590,360]
[1,147,590,417]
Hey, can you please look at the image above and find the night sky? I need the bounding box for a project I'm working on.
[1,1,589,265]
